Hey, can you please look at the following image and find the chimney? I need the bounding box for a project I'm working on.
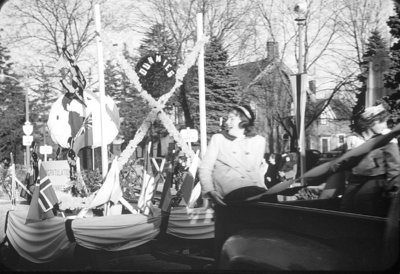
[267,41,279,61]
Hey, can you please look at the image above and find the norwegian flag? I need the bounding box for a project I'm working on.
[25,164,59,224]
[38,173,58,212]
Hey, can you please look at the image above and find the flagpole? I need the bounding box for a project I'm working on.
[197,13,207,158]
[94,5,108,179]
[10,153,16,210]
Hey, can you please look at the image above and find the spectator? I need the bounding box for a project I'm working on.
[264,153,283,188]
[341,104,400,216]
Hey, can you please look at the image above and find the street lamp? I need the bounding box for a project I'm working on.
[294,1,307,185]
[294,2,307,74]
[0,69,33,167]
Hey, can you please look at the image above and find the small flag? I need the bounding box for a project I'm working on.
[161,188,172,212]
[180,150,200,206]
[138,142,156,215]
[20,171,35,201]
[159,154,175,212]
[89,159,122,209]
[25,164,59,224]
[72,113,93,153]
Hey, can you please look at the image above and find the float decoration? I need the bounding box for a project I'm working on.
[102,34,209,169]
[135,53,176,98]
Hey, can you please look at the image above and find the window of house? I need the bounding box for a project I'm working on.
[338,134,345,145]
[320,113,327,125]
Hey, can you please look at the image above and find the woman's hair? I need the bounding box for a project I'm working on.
[350,104,390,136]
[231,104,256,136]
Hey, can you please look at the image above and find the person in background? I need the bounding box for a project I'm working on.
[264,153,283,188]
[0,157,11,198]
[341,104,400,216]
[199,104,267,265]
[0,157,10,170]
[280,152,298,181]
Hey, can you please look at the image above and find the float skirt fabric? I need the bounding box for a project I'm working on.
[3,204,161,263]
[6,208,73,263]
[167,207,214,239]
[72,208,161,251]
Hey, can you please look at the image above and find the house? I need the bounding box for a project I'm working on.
[232,41,294,154]
[308,97,353,154]
[232,41,354,156]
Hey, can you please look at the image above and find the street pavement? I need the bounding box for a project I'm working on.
[1,238,213,272]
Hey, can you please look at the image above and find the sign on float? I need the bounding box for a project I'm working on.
[22,135,33,146]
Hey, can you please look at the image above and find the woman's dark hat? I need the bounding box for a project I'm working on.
[233,104,255,123]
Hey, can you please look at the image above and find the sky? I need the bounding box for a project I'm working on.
[0,0,397,98]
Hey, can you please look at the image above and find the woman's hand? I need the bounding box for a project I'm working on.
[207,190,226,206]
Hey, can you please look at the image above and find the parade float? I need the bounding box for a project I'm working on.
[0,5,215,267]
[1,3,398,272]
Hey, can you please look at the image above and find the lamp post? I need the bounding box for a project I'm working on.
[0,69,33,167]
[294,1,307,185]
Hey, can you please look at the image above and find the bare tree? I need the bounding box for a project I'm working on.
[6,0,105,62]
[334,0,391,71]
[117,0,255,65]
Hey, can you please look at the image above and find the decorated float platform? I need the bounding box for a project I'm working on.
[0,28,216,269]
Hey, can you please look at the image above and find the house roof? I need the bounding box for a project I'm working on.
[231,59,271,89]
[231,58,293,93]
[315,98,352,120]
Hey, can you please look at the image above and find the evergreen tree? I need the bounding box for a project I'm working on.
[134,23,180,138]
[0,42,26,163]
[385,0,400,89]
[351,30,388,131]
[104,59,150,142]
[30,65,59,146]
[138,23,177,63]
[383,0,400,121]
[183,37,241,136]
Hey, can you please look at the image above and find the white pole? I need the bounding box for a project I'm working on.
[296,17,306,185]
[366,61,374,107]
[197,13,207,158]
[94,5,108,179]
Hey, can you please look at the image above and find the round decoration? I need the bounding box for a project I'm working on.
[135,53,176,98]
[47,91,120,150]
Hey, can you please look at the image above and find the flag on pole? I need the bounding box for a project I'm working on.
[138,142,156,215]
[72,113,94,153]
[10,155,17,208]
[180,150,201,207]
[20,171,35,201]
[26,164,59,224]
[89,158,123,209]
[160,149,177,212]
[290,74,308,146]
